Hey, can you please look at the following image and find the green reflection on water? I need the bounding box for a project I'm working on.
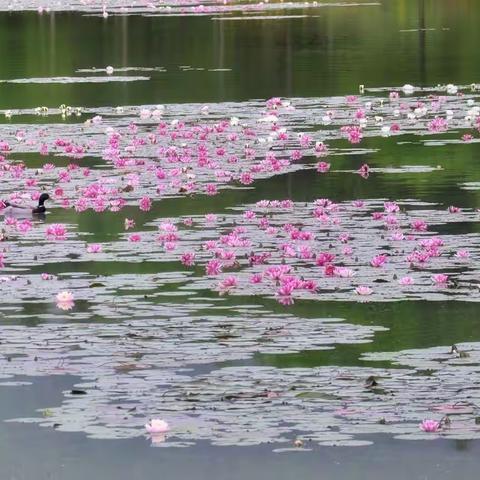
[1,0,480,107]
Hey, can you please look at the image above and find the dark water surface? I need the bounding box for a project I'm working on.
[1,378,480,480]
[1,0,480,478]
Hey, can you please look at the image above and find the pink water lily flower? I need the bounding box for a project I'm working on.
[17,219,33,234]
[419,419,440,432]
[384,201,400,213]
[411,219,428,232]
[314,141,328,156]
[205,213,217,224]
[390,231,405,241]
[56,291,74,311]
[342,125,363,144]
[250,273,263,284]
[56,291,73,303]
[399,276,415,286]
[139,196,152,212]
[206,259,222,276]
[358,163,369,178]
[87,243,102,253]
[371,254,388,268]
[218,276,238,295]
[205,183,218,195]
[355,286,372,296]
[276,292,294,306]
[181,252,196,267]
[428,117,448,133]
[335,267,355,278]
[46,224,67,240]
[145,419,170,434]
[432,274,449,285]
[128,233,142,242]
[316,161,330,173]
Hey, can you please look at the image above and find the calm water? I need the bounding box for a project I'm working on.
[1,0,480,478]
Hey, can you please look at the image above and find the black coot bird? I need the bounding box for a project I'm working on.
[2,193,50,216]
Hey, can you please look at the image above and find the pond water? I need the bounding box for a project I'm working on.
[1,0,480,478]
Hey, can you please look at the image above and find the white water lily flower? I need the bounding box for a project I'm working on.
[446,83,458,94]
[402,84,415,94]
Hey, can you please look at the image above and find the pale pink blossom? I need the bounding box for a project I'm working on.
[335,267,355,278]
[145,419,170,434]
[411,220,428,232]
[419,420,440,433]
[205,213,217,224]
[432,274,449,285]
[56,291,74,311]
[355,286,372,296]
[218,276,238,295]
[314,142,328,156]
[87,243,102,254]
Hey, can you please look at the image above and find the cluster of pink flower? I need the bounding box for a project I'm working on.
[340,125,363,144]
[1,89,478,314]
